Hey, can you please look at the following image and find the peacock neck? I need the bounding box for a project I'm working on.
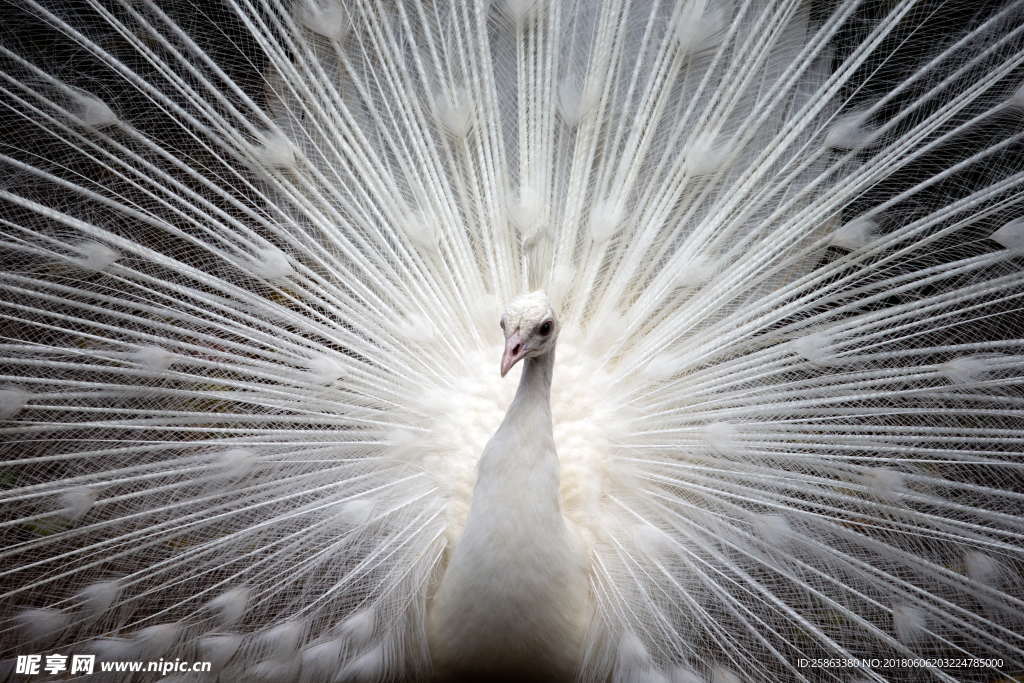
[469,345,560,508]
[474,345,559,488]
[510,348,555,416]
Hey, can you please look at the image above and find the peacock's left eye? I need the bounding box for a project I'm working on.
[538,320,553,336]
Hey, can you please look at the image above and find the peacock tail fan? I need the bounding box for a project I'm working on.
[1,0,1023,681]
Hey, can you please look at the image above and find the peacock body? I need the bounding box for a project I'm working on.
[1,0,1024,681]
[430,293,591,682]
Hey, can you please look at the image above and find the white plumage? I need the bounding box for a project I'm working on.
[429,292,589,681]
[1,1,1023,682]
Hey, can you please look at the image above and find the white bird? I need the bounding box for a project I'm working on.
[0,1,1023,682]
[429,292,590,682]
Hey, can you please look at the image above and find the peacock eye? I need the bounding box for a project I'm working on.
[538,320,553,336]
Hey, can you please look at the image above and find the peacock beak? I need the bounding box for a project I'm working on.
[500,333,526,377]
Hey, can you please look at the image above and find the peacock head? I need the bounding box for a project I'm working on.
[499,291,558,376]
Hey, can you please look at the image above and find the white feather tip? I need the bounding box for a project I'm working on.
[57,486,98,522]
[70,89,118,129]
[219,448,257,480]
[825,110,876,149]
[337,608,376,647]
[251,132,297,170]
[830,217,877,250]
[433,88,474,138]
[16,608,69,641]
[260,619,304,657]
[72,241,118,271]
[199,633,243,669]
[589,199,625,243]
[893,604,927,643]
[132,345,174,373]
[675,0,727,54]
[297,0,350,41]
[247,246,294,281]
[618,631,652,671]
[207,586,250,628]
[133,623,181,658]
[0,387,28,419]
[991,219,1024,251]
[79,580,121,616]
